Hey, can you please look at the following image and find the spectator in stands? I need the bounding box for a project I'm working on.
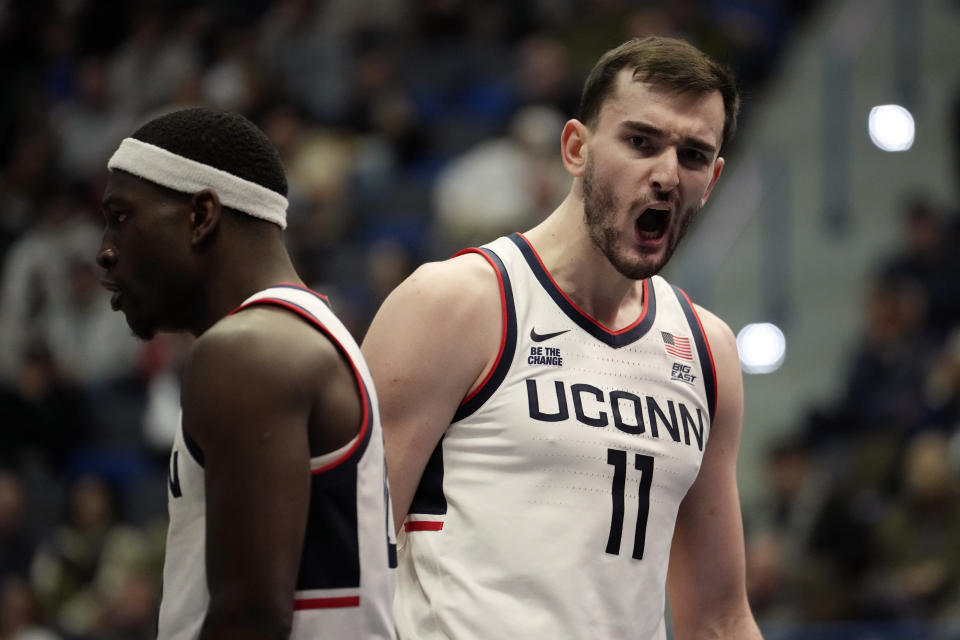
[746,435,828,623]
[432,103,569,247]
[50,56,134,180]
[920,328,960,435]
[0,188,140,387]
[107,8,205,115]
[30,474,147,638]
[87,570,158,640]
[0,344,91,472]
[0,574,59,640]
[0,129,58,264]
[0,470,34,580]
[878,194,960,339]
[837,277,938,436]
[870,431,960,619]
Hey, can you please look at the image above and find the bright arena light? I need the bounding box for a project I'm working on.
[868,104,915,152]
[736,323,786,374]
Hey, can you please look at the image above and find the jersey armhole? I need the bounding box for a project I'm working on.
[234,296,374,472]
[671,286,718,423]
[450,247,517,423]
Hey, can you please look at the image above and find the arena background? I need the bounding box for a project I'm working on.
[1,0,959,638]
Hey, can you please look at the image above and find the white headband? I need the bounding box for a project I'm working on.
[107,137,288,229]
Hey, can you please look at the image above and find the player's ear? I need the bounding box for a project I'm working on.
[699,157,725,208]
[560,119,589,178]
[190,189,222,247]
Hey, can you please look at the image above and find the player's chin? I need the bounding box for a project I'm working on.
[633,241,676,277]
[125,311,160,341]
[613,253,662,281]
[129,323,158,342]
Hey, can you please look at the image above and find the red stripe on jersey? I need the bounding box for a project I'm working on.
[230,296,371,474]
[309,314,370,473]
[404,521,444,531]
[226,284,329,315]
[273,282,330,304]
[294,596,360,609]
[452,248,509,406]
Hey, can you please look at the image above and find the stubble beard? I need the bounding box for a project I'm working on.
[582,158,698,281]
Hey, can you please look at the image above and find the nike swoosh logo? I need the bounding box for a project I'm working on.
[530,328,570,342]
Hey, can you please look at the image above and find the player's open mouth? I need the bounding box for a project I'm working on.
[636,206,670,239]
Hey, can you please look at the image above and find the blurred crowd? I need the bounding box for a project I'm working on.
[1,0,919,637]
[744,91,960,637]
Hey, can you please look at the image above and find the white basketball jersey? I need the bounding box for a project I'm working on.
[158,285,397,640]
[394,234,717,639]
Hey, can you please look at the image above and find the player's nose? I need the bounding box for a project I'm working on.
[649,149,680,192]
[96,239,117,270]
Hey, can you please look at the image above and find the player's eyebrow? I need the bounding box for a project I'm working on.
[621,120,717,156]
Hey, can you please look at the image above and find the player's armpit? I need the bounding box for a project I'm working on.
[181,321,316,640]
[667,307,763,640]
[362,253,503,531]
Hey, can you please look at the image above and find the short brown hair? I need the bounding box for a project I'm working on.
[578,36,740,151]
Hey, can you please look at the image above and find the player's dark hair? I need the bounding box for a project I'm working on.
[131,107,288,196]
[578,36,740,151]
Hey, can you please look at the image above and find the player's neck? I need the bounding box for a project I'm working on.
[194,240,303,335]
[524,197,645,331]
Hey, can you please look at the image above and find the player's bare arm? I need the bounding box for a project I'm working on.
[362,253,502,531]
[667,305,762,639]
[182,308,357,640]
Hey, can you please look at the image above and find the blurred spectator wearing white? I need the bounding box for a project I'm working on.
[0,194,140,387]
[433,104,569,245]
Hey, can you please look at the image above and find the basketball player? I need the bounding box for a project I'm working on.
[362,37,763,638]
[96,108,396,640]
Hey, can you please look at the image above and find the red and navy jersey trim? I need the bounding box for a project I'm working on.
[451,246,517,423]
[226,283,330,318]
[508,233,657,348]
[298,464,362,590]
[233,293,374,471]
[407,436,447,517]
[182,429,205,467]
[671,286,717,422]
[404,521,444,531]
[269,282,330,307]
[232,288,375,592]
[181,286,335,466]
[294,594,360,610]
[406,246,516,521]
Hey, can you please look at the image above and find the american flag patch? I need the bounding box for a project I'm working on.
[661,331,692,360]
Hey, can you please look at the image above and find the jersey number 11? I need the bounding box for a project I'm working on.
[606,449,654,560]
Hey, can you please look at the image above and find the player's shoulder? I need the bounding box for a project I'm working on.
[662,278,736,348]
[391,250,502,309]
[689,303,734,344]
[188,305,338,384]
[181,308,335,454]
[687,302,740,379]
[364,249,504,365]
[412,250,501,288]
